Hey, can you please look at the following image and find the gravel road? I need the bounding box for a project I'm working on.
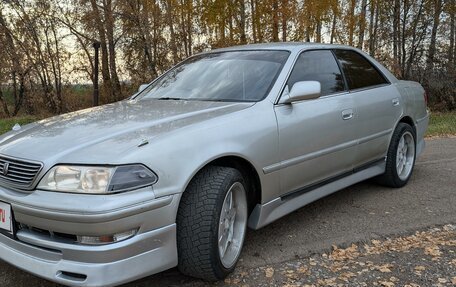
[1,137,455,286]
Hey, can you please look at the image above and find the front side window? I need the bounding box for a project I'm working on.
[137,50,290,102]
[286,50,346,96]
[333,49,388,90]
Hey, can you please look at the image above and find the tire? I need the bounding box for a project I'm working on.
[177,166,248,281]
[376,123,416,188]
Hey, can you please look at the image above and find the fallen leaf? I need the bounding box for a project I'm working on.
[424,246,441,257]
[379,281,395,287]
[265,267,274,278]
[338,271,356,281]
[437,278,447,283]
[376,264,393,273]
[317,278,336,285]
[297,266,308,274]
[379,267,392,273]
[414,266,426,271]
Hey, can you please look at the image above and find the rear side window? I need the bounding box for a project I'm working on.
[333,50,388,90]
[287,50,346,96]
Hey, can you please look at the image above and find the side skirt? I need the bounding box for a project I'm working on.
[248,160,386,230]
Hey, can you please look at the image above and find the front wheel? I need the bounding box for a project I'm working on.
[177,166,248,281]
[376,123,416,187]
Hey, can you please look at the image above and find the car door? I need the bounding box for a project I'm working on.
[333,50,402,166]
[273,50,359,197]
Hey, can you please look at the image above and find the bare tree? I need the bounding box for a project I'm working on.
[426,0,443,74]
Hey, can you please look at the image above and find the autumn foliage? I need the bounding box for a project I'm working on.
[0,0,454,117]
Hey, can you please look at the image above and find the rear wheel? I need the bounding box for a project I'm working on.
[177,166,248,281]
[376,123,416,187]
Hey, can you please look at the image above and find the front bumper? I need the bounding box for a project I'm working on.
[0,186,180,286]
[0,224,177,286]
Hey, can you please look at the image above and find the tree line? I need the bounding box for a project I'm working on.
[0,0,454,117]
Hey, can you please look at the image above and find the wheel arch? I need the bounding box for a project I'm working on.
[394,115,417,146]
[208,156,262,214]
[180,155,262,215]
[383,115,417,164]
[397,115,416,135]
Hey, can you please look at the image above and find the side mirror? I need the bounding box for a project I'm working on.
[138,84,149,93]
[280,81,321,104]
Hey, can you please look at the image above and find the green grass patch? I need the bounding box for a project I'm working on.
[0,116,38,135]
[426,112,456,137]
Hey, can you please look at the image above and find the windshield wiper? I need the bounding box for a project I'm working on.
[157,97,184,100]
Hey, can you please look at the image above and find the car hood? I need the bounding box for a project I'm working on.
[0,99,254,164]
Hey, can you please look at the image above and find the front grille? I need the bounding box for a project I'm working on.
[0,155,43,189]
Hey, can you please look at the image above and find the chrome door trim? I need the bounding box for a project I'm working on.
[263,139,358,174]
[358,129,392,144]
[262,128,392,174]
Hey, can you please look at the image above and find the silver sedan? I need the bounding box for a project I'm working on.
[0,43,428,286]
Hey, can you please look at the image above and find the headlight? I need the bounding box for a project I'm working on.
[38,164,157,194]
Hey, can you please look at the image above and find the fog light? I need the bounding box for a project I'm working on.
[77,229,138,245]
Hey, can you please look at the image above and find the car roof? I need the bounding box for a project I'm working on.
[199,42,398,84]
[211,42,356,53]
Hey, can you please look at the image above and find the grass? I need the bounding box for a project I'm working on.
[426,112,456,137]
[0,112,454,137]
[0,116,38,135]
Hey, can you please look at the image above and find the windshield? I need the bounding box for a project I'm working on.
[137,50,290,102]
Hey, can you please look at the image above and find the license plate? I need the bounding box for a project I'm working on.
[0,201,12,233]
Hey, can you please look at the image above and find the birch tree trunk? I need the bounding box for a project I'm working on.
[348,0,356,46]
[426,0,443,74]
[357,0,368,49]
[393,0,401,69]
[449,0,455,69]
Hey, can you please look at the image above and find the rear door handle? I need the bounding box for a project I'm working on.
[392,98,400,106]
[342,109,354,120]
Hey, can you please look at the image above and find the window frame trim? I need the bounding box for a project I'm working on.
[332,48,391,92]
[274,48,349,105]
[275,47,393,105]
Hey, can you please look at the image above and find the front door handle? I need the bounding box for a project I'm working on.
[342,109,354,120]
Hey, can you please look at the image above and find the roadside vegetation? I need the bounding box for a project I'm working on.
[0,112,455,138]
[427,112,456,137]
[0,116,37,135]
[0,0,454,117]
